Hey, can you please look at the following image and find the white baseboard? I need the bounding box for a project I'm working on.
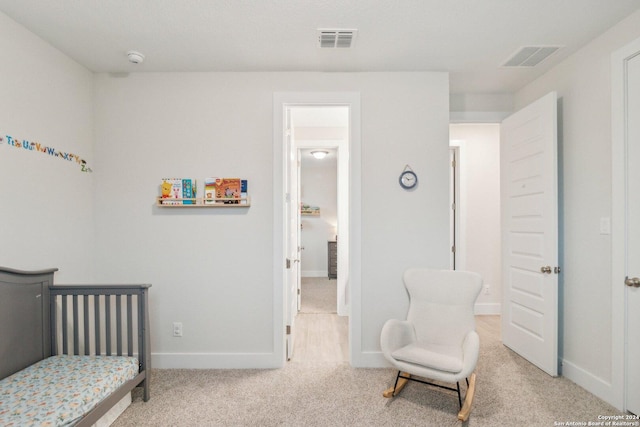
[351,351,389,368]
[152,352,281,369]
[301,270,328,278]
[561,358,619,409]
[474,302,501,315]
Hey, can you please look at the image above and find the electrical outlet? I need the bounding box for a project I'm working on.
[173,322,183,337]
[484,285,490,295]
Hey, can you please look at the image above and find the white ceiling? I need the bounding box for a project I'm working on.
[1,0,639,94]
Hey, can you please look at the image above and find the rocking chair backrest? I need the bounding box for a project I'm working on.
[403,269,482,347]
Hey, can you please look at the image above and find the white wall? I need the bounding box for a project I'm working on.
[0,10,451,368]
[450,93,513,123]
[450,124,501,314]
[300,154,338,277]
[0,11,94,282]
[92,72,450,368]
[514,10,640,406]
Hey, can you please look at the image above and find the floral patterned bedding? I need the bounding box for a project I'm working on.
[0,355,139,427]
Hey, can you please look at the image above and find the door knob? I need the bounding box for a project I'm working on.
[625,276,640,288]
[540,266,552,274]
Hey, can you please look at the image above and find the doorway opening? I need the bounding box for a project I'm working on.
[287,105,350,363]
[449,123,502,316]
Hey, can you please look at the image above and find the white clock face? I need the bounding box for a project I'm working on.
[400,171,417,188]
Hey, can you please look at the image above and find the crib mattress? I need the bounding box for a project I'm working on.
[0,355,139,427]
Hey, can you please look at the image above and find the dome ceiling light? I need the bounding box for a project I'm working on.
[311,150,329,159]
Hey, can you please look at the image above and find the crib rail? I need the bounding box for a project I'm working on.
[49,284,151,373]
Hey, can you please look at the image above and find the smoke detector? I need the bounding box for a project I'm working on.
[127,50,145,64]
[318,29,357,48]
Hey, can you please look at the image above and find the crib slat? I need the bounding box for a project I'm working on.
[127,294,133,356]
[83,295,90,355]
[94,295,101,354]
[62,296,68,355]
[105,296,111,355]
[116,295,122,356]
[50,295,58,355]
[73,295,79,355]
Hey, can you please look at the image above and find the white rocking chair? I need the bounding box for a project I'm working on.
[380,268,482,421]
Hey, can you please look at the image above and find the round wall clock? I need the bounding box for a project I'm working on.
[399,168,418,189]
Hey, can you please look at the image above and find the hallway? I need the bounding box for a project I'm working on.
[292,277,348,363]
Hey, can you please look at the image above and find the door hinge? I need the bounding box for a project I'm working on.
[286,258,291,269]
[452,159,457,168]
[451,245,456,253]
[286,325,291,335]
[451,202,456,211]
[554,266,561,274]
[297,288,301,295]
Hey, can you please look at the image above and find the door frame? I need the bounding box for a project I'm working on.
[448,145,462,270]
[273,92,361,366]
[611,35,640,411]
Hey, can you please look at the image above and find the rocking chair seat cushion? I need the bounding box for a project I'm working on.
[391,342,463,373]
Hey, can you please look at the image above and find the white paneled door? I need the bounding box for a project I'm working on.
[285,108,301,361]
[501,92,559,376]
[625,50,640,415]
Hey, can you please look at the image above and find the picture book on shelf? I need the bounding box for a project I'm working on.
[204,177,218,205]
[241,179,248,204]
[204,177,242,204]
[160,178,196,205]
[182,179,195,204]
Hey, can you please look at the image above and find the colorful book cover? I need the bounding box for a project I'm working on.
[204,177,218,204]
[215,178,241,204]
[160,178,183,205]
[241,179,248,204]
[182,179,195,204]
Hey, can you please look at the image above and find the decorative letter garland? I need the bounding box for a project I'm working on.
[0,133,92,172]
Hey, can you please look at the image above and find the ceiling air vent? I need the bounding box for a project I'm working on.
[501,46,562,68]
[318,29,357,48]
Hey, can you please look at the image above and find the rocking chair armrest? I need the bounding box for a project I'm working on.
[460,330,480,378]
[380,319,416,360]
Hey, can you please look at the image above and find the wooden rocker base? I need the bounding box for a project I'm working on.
[457,372,476,422]
[382,373,410,397]
[383,371,477,422]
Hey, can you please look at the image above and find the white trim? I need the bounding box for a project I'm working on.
[450,111,511,123]
[152,352,278,369]
[273,92,362,367]
[562,359,616,407]
[357,351,389,368]
[449,140,467,271]
[611,35,640,412]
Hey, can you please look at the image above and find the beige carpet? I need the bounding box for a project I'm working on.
[113,316,624,426]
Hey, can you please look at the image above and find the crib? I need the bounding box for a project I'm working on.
[0,266,151,426]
